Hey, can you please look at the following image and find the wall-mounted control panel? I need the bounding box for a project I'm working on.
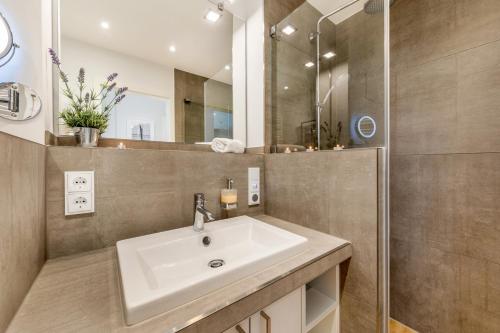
[65,171,95,216]
[248,167,260,206]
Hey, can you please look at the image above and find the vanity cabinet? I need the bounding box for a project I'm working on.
[223,318,250,333]
[223,265,339,333]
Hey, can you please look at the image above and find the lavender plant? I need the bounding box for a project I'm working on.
[49,48,127,133]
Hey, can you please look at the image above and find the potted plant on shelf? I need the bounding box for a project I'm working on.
[49,48,127,147]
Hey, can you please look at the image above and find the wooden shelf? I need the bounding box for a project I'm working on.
[305,287,338,332]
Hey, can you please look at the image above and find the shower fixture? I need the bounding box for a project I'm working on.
[314,0,359,148]
[364,0,395,14]
[313,0,393,148]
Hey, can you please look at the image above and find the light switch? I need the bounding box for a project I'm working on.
[65,171,95,216]
[248,167,260,206]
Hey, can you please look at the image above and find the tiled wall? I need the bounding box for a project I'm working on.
[174,69,208,143]
[0,132,46,332]
[390,0,500,331]
[46,146,264,258]
[265,149,380,333]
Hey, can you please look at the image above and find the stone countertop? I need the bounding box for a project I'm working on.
[7,215,352,333]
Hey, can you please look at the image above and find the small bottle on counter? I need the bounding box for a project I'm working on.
[221,178,237,210]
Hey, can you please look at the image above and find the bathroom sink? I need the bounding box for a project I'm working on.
[116,215,308,325]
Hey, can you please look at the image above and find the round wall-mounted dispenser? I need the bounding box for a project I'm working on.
[0,12,19,67]
[350,115,377,144]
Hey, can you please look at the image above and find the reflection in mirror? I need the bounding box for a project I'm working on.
[0,83,42,121]
[56,0,245,144]
[270,0,387,150]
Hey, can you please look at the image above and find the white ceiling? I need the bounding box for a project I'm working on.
[60,0,238,83]
[307,0,365,24]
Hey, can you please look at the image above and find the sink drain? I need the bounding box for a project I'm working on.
[208,259,225,268]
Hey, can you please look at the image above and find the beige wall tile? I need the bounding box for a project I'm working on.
[0,132,46,332]
[265,149,379,333]
[391,2,500,329]
[46,147,265,258]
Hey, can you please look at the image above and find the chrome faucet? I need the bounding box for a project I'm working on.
[193,193,216,232]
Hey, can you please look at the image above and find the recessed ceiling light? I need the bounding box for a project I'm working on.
[224,64,231,70]
[281,25,297,36]
[323,51,336,59]
[284,86,289,90]
[305,62,315,68]
[169,45,176,53]
[100,21,110,30]
[205,10,222,23]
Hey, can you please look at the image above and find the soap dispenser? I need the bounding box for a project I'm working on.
[221,178,237,210]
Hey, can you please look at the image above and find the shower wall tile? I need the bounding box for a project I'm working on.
[392,0,500,155]
[265,149,379,333]
[456,40,500,153]
[390,153,500,333]
[0,132,46,332]
[392,56,458,155]
[391,2,500,330]
[46,147,265,258]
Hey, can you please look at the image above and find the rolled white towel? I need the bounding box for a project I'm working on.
[211,138,245,154]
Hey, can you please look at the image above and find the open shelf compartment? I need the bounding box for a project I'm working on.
[303,265,340,333]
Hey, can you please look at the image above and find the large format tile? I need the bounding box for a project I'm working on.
[0,132,46,332]
[265,149,379,333]
[392,56,458,155]
[390,153,500,332]
[46,147,265,258]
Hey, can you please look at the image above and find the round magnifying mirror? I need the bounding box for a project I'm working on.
[356,115,377,139]
[0,13,14,59]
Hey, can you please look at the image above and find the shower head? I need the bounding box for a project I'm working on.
[363,0,394,14]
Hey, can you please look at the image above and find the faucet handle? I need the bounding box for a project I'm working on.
[194,193,207,207]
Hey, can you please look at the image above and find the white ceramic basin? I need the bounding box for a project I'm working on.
[117,215,308,325]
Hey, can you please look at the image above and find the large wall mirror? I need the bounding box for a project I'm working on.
[53,0,256,145]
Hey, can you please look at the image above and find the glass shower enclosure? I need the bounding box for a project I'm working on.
[269,1,390,332]
[270,0,386,151]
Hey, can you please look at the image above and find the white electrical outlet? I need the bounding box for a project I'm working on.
[65,171,95,216]
[248,167,260,206]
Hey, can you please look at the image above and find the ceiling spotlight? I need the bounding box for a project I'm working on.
[169,45,176,53]
[305,62,315,68]
[205,2,224,22]
[284,86,289,90]
[100,21,110,30]
[224,64,231,70]
[205,10,222,22]
[281,25,297,36]
[323,51,336,59]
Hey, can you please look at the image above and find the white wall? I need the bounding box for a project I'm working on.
[0,0,51,144]
[245,0,265,148]
[61,37,174,100]
[59,37,175,137]
[232,16,247,146]
[104,92,172,142]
